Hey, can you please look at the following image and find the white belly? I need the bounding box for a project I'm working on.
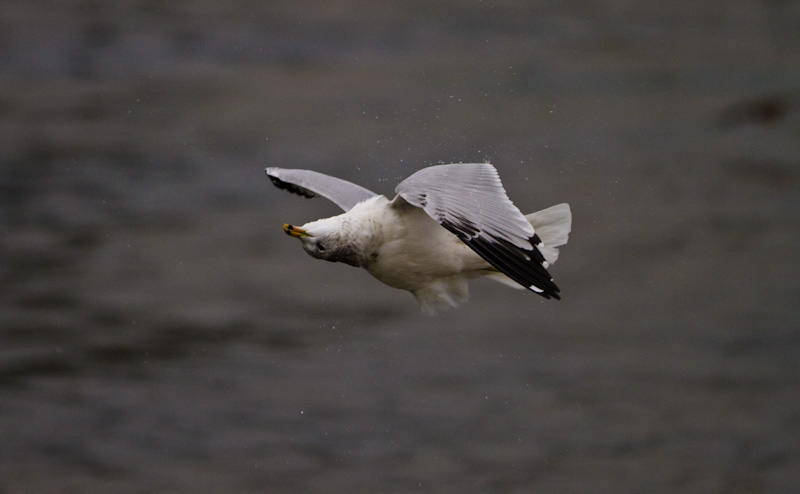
[364,207,489,291]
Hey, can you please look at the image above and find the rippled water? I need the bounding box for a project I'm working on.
[1,1,799,492]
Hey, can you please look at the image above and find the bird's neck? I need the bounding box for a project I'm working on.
[340,196,392,267]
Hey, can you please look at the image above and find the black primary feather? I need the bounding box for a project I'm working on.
[268,174,319,199]
[441,220,560,299]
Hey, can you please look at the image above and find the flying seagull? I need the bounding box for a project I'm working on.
[266,163,571,314]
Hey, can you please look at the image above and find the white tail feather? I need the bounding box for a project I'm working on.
[525,203,571,265]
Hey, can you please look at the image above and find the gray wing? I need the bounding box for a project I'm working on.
[266,167,377,211]
[393,163,560,299]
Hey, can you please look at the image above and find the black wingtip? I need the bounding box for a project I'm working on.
[538,287,561,300]
[266,170,319,199]
[441,220,561,300]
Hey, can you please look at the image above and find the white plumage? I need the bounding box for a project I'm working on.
[267,163,571,314]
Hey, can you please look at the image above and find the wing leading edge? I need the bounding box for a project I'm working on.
[266,167,376,211]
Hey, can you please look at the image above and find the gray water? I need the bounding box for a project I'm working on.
[1,1,799,492]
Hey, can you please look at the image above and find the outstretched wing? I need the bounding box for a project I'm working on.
[393,163,560,299]
[266,167,377,211]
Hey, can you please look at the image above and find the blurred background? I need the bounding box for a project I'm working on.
[1,1,799,492]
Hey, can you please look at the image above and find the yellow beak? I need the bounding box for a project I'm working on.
[283,224,312,238]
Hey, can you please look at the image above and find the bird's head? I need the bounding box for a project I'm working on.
[283,216,364,267]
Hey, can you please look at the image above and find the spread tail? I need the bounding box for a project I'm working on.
[525,203,571,266]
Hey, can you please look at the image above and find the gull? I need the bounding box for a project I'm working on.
[266,163,571,314]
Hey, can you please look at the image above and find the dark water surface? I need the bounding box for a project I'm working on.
[1,1,799,492]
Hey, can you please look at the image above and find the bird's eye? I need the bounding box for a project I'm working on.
[316,243,325,252]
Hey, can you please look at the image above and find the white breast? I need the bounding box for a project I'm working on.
[364,205,488,291]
